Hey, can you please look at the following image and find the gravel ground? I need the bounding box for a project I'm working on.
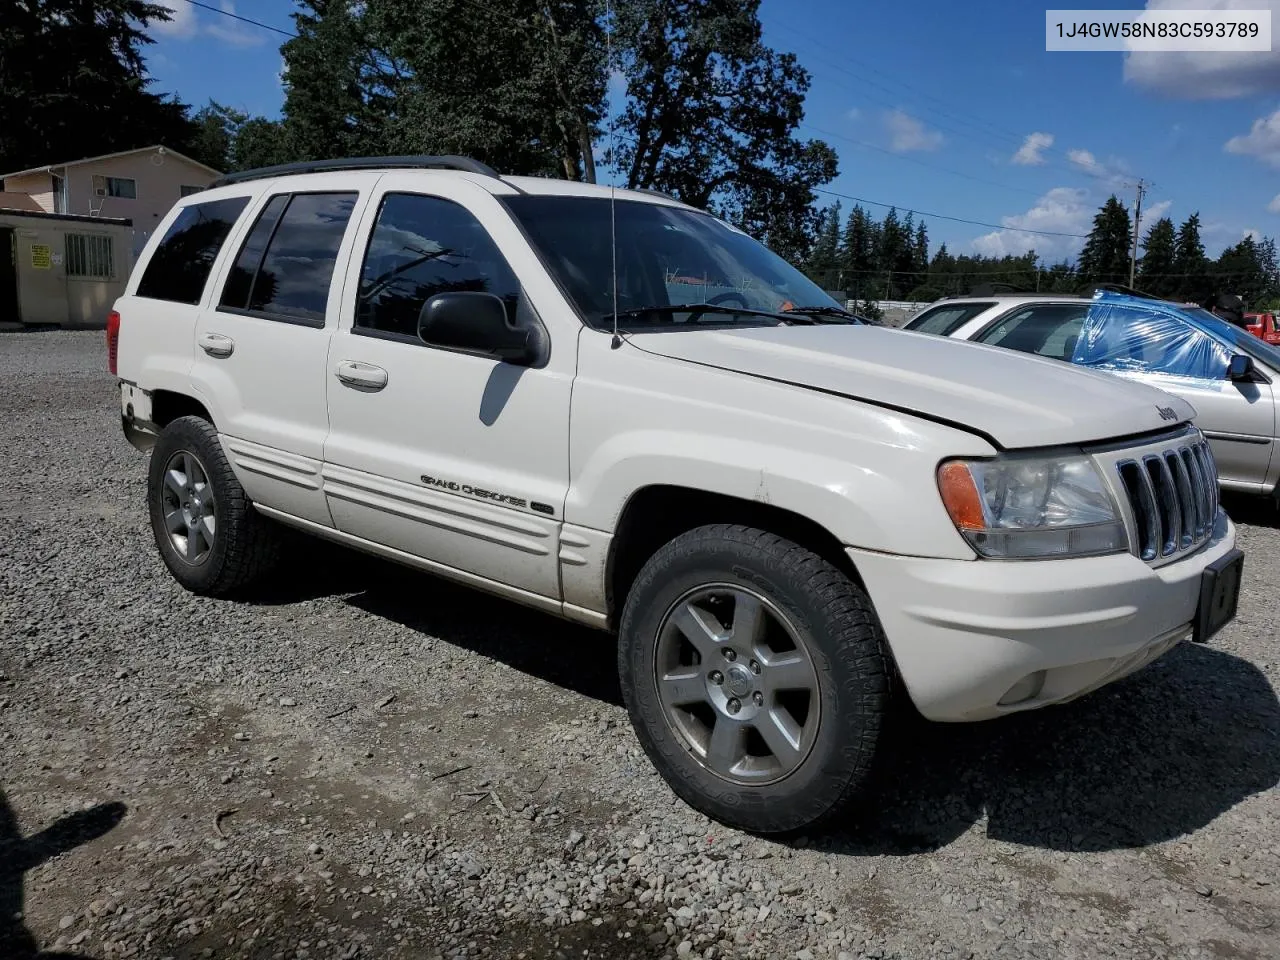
[1,330,1278,960]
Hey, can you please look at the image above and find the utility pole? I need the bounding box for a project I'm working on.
[1128,178,1148,288]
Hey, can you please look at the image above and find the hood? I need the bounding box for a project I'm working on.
[629,324,1197,449]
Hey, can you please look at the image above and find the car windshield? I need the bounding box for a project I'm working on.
[1181,305,1280,371]
[503,195,845,330]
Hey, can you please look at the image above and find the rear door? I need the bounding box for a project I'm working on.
[188,174,373,526]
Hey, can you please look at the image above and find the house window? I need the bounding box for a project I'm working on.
[51,174,66,213]
[179,184,204,197]
[65,234,114,280]
[106,177,137,199]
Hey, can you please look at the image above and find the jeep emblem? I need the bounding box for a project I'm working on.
[1157,405,1178,422]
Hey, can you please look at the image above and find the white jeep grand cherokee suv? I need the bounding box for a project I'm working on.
[108,156,1244,834]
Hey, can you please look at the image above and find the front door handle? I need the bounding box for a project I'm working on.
[198,332,235,358]
[335,360,389,391]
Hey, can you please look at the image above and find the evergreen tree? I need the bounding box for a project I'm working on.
[1136,217,1177,297]
[879,207,905,297]
[1215,236,1268,307]
[0,1,198,171]
[1173,212,1209,303]
[1077,195,1133,285]
[806,202,841,289]
[839,206,877,302]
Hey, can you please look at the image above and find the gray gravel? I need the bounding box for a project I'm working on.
[1,330,1278,960]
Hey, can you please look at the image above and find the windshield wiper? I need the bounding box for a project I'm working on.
[611,303,790,323]
[780,306,860,324]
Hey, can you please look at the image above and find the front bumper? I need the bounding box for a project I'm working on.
[851,509,1238,722]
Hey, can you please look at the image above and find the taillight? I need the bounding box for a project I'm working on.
[106,310,121,375]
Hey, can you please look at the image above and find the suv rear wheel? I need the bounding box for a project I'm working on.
[147,416,281,597]
[618,524,891,834]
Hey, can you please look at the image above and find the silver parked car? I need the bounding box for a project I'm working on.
[903,290,1280,502]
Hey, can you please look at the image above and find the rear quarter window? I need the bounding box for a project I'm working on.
[135,196,251,305]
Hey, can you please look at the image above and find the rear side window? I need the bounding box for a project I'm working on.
[135,196,250,304]
[903,301,997,336]
[975,304,1089,360]
[355,193,520,340]
[219,191,358,325]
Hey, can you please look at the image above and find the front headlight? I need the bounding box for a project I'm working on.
[937,453,1128,559]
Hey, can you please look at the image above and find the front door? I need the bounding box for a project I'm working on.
[0,228,19,323]
[321,177,574,601]
[188,175,373,526]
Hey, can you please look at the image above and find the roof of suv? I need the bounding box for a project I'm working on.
[202,153,697,210]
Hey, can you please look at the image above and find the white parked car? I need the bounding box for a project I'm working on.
[108,157,1243,834]
[902,291,1280,503]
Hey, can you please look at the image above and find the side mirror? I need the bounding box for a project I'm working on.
[417,291,536,365]
[1227,353,1257,382]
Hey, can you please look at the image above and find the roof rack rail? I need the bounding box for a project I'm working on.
[208,155,501,188]
[1080,282,1164,301]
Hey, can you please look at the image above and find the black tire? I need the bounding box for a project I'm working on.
[618,524,891,835]
[147,415,281,597]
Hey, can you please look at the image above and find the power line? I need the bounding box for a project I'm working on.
[814,187,1090,239]
[800,122,1046,199]
[180,0,295,38]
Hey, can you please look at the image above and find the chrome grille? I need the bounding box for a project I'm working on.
[1115,436,1219,563]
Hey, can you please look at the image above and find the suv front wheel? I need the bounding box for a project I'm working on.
[618,524,892,834]
[147,416,281,597]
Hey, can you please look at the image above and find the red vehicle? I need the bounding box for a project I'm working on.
[1245,312,1280,345]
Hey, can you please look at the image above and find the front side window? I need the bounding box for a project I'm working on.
[218,191,357,325]
[974,304,1088,361]
[904,301,996,336]
[1076,302,1230,380]
[106,177,137,199]
[355,193,520,340]
[504,195,844,330]
[136,196,250,304]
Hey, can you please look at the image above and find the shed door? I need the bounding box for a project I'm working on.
[14,230,69,326]
[0,228,18,323]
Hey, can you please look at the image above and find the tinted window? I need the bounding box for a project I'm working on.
[356,193,520,339]
[216,192,357,324]
[903,302,996,336]
[975,304,1088,360]
[219,194,289,312]
[136,196,250,304]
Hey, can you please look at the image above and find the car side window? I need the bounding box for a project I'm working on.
[975,304,1088,361]
[135,196,250,304]
[218,191,358,326]
[1077,304,1231,380]
[904,301,996,336]
[355,193,520,341]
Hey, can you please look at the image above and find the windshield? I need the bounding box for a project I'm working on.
[1182,305,1280,372]
[503,195,844,330]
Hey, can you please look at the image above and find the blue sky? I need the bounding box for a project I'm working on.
[144,0,1280,263]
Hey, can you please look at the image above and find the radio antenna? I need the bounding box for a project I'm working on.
[606,0,621,348]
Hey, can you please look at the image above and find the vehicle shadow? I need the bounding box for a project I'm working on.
[1222,490,1279,529]
[827,641,1280,855]
[0,788,126,959]
[237,543,1279,855]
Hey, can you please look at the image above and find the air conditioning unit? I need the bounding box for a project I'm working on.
[92,174,107,197]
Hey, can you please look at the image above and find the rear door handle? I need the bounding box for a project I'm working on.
[335,360,389,391]
[198,332,235,358]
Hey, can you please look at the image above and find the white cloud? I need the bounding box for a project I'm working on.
[884,110,943,153]
[1224,108,1280,167]
[1124,0,1280,99]
[971,187,1093,259]
[150,2,198,38]
[846,107,862,121]
[1066,148,1130,186]
[1268,193,1280,213]
[150,0,263,47]
[1142,199,1173,223]
[205,2,265,47]
[1012,132,1054,165]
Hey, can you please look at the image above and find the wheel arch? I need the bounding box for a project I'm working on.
[605,484,864,630]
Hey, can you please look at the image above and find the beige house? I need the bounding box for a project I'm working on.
[1,145,221,257]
